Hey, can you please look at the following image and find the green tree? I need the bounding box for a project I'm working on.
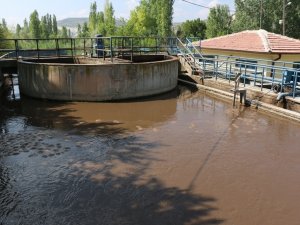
[116,17,128,36]
[81,22,90,37]
[180,19,206,39]
[0,23,6,42]
[96,11,105,35]
[286,0,300,38]
[156,0,175,36]
[232,0,263,32]
[77,24,82,37]
[52,15,58,37]
[104,0,116,36]
[0,20,13,49]
[60,26,69,38]
[16,24,22,37]
[124,0,155,36]
[233,0,300,38]
[1,18,8,31]
[123,0,174,36]
[29,10,40,38]
[0,25,6,50]
[206,4,232,38]
[89,1,98,35]
[40,16,49,38]
[46,14,53,36]
[22,19,30,38]
[86,1,116,36]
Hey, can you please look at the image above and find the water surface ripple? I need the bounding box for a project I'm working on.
[0,86,300,225]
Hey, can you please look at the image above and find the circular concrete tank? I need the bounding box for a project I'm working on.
[18,55,179,101]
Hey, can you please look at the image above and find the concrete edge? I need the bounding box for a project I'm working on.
[18,55,178,66]
[178,78,300,123]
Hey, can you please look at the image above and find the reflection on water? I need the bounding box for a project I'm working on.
[2,87,179,134]
[1,84,300,225]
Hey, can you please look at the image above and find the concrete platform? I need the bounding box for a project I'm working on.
[179,76,300,123]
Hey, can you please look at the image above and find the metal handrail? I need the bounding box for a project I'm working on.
[0,36,179,61]
[176,37,204,74]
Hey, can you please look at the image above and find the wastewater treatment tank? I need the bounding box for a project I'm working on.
[17,55,178,101]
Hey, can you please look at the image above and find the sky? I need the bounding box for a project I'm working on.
[0,0,235,27]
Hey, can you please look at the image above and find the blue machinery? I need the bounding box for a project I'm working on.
[1,36,300,98]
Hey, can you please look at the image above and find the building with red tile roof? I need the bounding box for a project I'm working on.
[194,30,300,64]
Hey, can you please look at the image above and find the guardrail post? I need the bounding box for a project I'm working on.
[83,39,86,56]
[56,39,60,57]
[73,38,76,56]
[14,39,19,59]
[261,68,265,91]
[293,71,298,98]
[36,39,40,59]
[71,39,74,57]
[130,37,133,62]
[110,37,113,63]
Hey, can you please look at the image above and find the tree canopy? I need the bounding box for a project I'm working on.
[205,4,232,38]
[2,0,300,42]
[0,19,13,49]
[84,0,116,37]
[12,11,68,39]
[233,0,300,38]
[179,19,206,39]
[122,0,175,36]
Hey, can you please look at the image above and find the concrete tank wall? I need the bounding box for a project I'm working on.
[18,56,178,101]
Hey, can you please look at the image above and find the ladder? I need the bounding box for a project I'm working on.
[176,37,205,76]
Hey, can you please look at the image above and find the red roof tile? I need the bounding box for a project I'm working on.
[197,30,300,54]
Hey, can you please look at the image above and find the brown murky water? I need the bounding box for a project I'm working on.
[0,83,300,225]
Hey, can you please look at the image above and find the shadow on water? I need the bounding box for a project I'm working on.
[0,85,224,225]
[0,135,224,225]
[47,169,224,225]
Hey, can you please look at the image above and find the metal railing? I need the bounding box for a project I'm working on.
[176,37,204,75]
[0,36,180,62]
[1,36,299,98]
[197,54,300,98]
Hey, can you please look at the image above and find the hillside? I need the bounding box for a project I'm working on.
[57,17,125,28]
[57,18,89,28]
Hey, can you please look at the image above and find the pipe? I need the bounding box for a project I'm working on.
[277,91,300,101]
[271,53,282,77]
[274,53,282,61]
